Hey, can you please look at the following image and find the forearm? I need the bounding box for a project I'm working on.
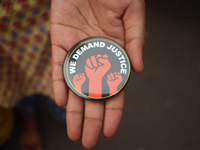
[88,80,102,98]
[109,87,118,96]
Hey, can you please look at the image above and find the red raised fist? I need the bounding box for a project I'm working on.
[85,54,111,98]
[73,73,86,92]
[107,72,123,95]
[85,54,111,80]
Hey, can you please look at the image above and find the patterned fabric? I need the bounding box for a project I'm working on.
[0,0,53,108]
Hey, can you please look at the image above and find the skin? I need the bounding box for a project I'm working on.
[50,0,145,149]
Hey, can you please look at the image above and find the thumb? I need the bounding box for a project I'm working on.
[98,57,110,66]
[80,75,85,79]
[123,0,145,73]
[115,74,122,81]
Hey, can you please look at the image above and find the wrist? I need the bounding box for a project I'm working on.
[109,87,118,96]
[75,85,82,92]
[88,79,102,98]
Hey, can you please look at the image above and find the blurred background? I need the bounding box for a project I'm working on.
[3,0,200,149]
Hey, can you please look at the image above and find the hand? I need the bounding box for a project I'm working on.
[73,73,86,92]
[50,0,145,149]
[107,72,123,95]
[85,54,111,80]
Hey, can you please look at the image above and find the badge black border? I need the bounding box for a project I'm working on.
[63,37,131,101]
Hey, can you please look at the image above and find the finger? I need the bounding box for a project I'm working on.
[79,75,83,78]
[115,74,122,78]
[110,73,115,80]
[66,90,84,141]
[52,45,68,107]
[98,62,102,66]
[103,54,108,59]
[76,74,80,80]
[107,74,112,81]
[98,57,110,66]
[80,73,85,79]
[73,75,77,81]
[82,100,104,149]
[115,74,122,81]
[80,75,85,80]
[103,89,125,138]
[123,0,145,73]
[86,58,93,69]
[114,72,117,75]
[91,56,98,67]
[96,54,102,59]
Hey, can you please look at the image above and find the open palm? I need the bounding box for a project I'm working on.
[50,0,145,149]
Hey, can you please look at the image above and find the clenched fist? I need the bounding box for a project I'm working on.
[107,72,123,95]
[85,54,111,80]
[73,73,86,92]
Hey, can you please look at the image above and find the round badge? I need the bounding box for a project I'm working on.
[63,37,131,100]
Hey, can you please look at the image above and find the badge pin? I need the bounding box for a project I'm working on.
[63,37,131,100]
